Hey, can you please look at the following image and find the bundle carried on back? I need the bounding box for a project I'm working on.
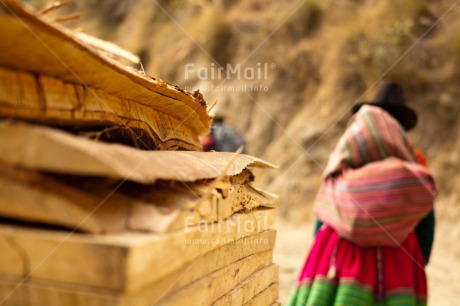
[0,2,280,305]
[314,105,437,246]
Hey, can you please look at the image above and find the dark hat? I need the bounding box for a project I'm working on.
[351,81,417,130]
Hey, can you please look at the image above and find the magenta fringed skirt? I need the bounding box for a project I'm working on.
[287,225,428,306]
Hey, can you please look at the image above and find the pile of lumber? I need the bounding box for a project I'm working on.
[0,1,280,305]
[0,0,209,151]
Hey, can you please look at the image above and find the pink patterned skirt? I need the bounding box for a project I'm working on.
[287,225,428,305]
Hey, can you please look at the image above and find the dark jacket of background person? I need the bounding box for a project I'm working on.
[201,116,247,153]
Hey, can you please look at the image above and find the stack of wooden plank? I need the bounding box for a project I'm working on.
[0,0,210,151]
[0,1,280,305]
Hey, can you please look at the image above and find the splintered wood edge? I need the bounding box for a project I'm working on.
[0,0,211,134]
[0,164,277,234]
[0,121,278,184]
[0,67,202,151]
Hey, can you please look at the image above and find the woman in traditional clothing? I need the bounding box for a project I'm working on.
[288,82,436,306]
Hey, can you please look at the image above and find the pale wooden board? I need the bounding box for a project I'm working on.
[145,230,276,302]
[212,265,279,306]
[0,279,118,306]
[0,209,276,292]
[0,67,199,150]
[74,32,140,64]
[0,166,278,234]
[0,121,276,184]
[0,1,211,139]
[0,230,276,306]
[243,283,279,306]
[0,169,128,234]
[126,208,277,292]
[155,252,274,306]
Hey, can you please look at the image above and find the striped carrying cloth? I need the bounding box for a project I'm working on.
[323,105,419,175]
[314,105,436,246]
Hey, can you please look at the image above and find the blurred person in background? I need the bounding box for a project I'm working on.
[288,81,436,306]
[200,112,247,153]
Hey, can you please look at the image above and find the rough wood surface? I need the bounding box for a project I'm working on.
[0,66,198,150]
[243,283,279,306]
[0,1,211,150]
[74,32,140,64]
[155,252,274,306]
[0,279,117,306]
[147,230,276,302]
[0,209,276,293]
[0,165,278,233]
[212,265,279,306]
[0,230,276,306]
[0,121,276,184]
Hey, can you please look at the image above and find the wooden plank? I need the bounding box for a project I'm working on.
[0,231,276,306]
[0,166,278,234]
[243,283,279,306]
[0,168,128,234]
[0,209,276,292]
[0,120,276,184]
[40,75,79,111]
[213,265,278,306]
[141,230,276,302]
[0,66,199,151]
[0,67,21,108]
[0,279,117,306]
[74,32,140,64]
[0,1,211,139]
[155,252,274,306]
[127,208,276,292]
[0,236,23,276]
[17,69,41,111]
